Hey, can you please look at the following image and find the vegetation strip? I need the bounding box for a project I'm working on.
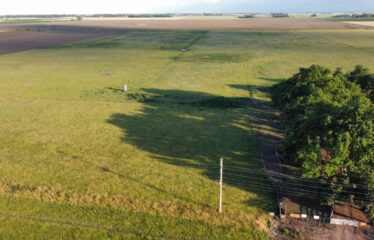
[0,181,265,230]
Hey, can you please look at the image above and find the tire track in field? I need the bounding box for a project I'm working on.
[145,31,209,85]
[299,30,374,56]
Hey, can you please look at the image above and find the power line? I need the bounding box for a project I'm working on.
[209,171,370,196]
[219,172,372,202]
[220,179,372,204]
[170,163,369,189]
[205,168,370,194]
[219,165,370,188]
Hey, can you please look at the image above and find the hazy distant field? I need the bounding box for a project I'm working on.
[345,21,374,27]
[33,17,365,30]
[0,19,374,238]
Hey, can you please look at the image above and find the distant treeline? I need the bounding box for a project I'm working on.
[239,14,255,19]
[201,13,227,16]
[271,13,289,18]
[333,13,374,19]
[127,14,172,18]
[0,14,172,18]
[1,13,234,18]
[0,14,76,18]
[239,13,290,18]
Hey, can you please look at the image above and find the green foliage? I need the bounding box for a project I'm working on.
[347,65,374,102]
[272,65,374,209]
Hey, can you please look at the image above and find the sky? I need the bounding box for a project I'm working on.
[1,0,374,15]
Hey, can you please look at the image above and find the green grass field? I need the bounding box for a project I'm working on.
[331,17,374,21]
[0,19,54,25]
[1,28,374,239]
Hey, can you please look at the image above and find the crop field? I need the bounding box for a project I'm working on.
[1,20,374,239]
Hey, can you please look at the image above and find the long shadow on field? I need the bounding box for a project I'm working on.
[107,88,274,211]
[229,84,284,179]
[229,84,332,218]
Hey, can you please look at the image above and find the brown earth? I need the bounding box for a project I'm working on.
[271,219,373,240]
[345,21,374,28]
[0,30,118,55]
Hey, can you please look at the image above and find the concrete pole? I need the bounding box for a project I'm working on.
[219,157,223,213]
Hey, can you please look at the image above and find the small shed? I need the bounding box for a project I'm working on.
[331,204,370,227]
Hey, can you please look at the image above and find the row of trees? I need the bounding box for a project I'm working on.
[333,13,374,19]
[271,65,373,218]
[271,13,289,18]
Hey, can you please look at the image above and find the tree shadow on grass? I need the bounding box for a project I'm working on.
[228,84,272,94]
[259,77,284,84]
[107,88,275,211]
[229,83,333,216]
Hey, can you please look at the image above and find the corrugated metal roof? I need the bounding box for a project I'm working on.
[333,204,370,224]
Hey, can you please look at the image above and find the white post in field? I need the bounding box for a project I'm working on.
[219,157,223,213]
[123,84,128,92]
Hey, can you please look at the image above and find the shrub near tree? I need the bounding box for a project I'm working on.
[347,65,374,102]
[271,65,374,218]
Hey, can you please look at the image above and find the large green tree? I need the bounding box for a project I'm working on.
[272,65,374,215]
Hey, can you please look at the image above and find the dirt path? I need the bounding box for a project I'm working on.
[247,87,283,197]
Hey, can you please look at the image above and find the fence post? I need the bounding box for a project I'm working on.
[219,157,223,213]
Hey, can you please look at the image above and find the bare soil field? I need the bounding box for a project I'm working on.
[345,21,374,27]
[0,29,117,55]
[38,17,367,30]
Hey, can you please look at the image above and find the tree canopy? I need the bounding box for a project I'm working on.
[271,65,374,217]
